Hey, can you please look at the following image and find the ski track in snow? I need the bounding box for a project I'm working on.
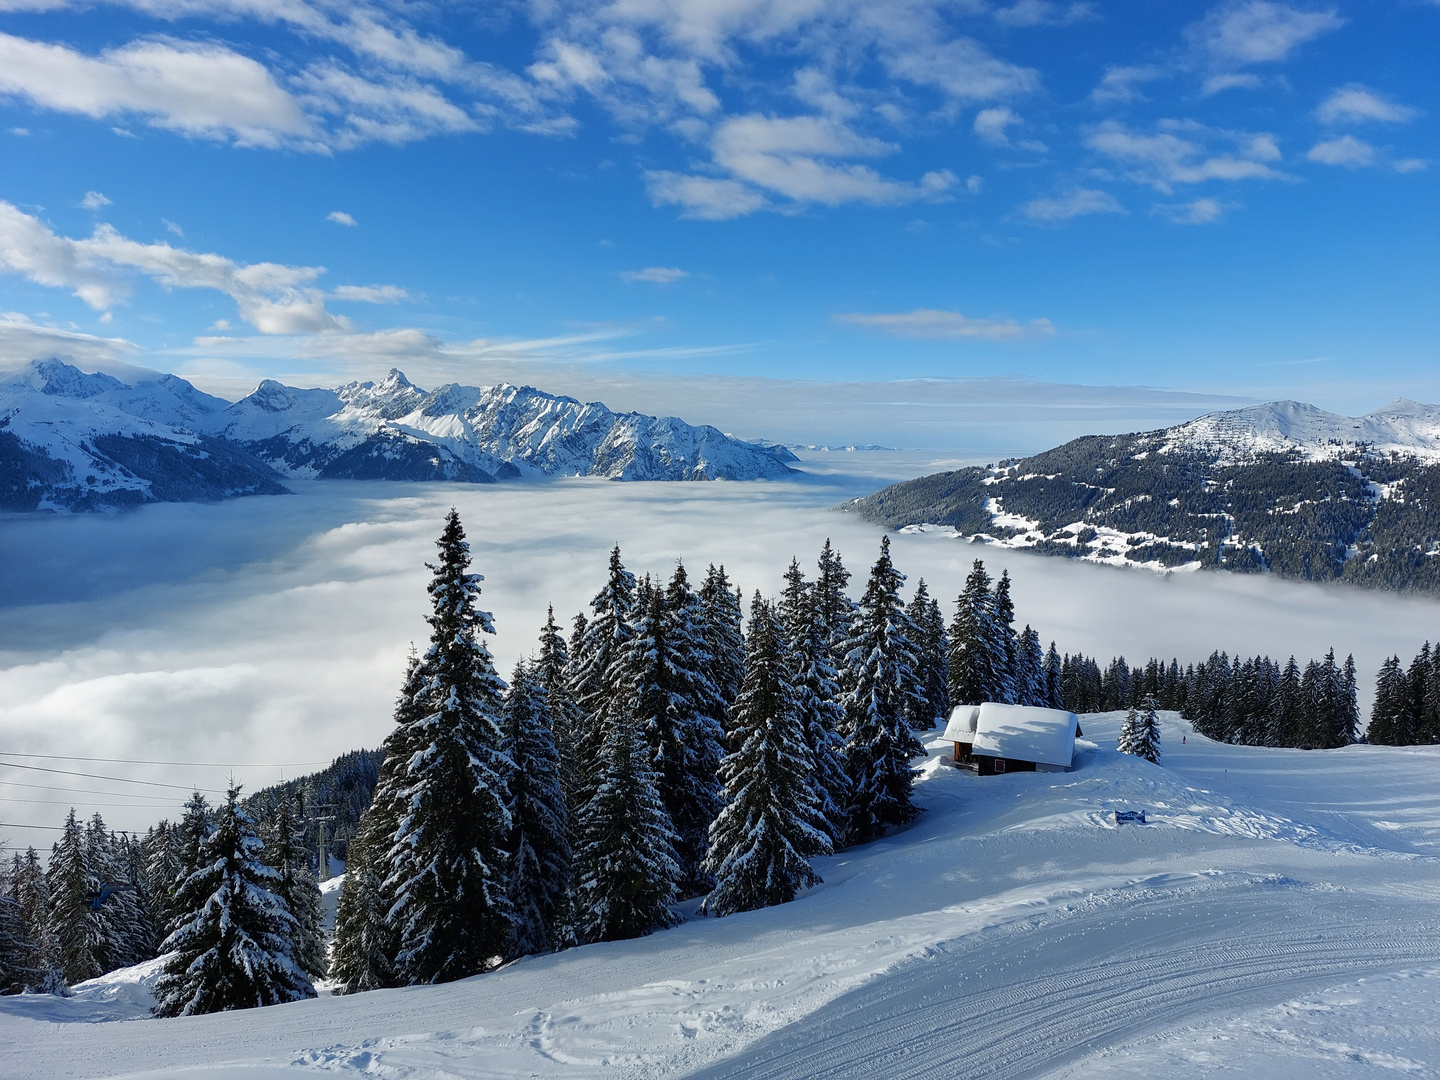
[4,714,1440,1080]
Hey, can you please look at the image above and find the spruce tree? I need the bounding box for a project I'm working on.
[571,546,638,770]
[153,785,314,1017]
[909,579,950,727]
[502,661,572,958]
[948,560,1005,707]
[46,809,100,985]
[268,796,327,981]
[1,856,34,994]
[329,816,394,994]
[13,848,60,993]
[572,699,680,943]
[536,606,585,815]
[383,509,515,984]
[777,558,850,848]
[1368,656,1411,745]
[1015,626,1046,707]
[840,537,926,845]
[705,594,831,916]
[1043,642,1063,709]
[699,564,745,735]
[991,570,1019,703]
[1118,697,1162,763]
[814,540,854,656]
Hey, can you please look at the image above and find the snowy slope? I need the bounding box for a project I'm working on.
[6,714,1439,1080]
[201,369,798,482]
[0,361,287,511]
[1161,398,1440,462]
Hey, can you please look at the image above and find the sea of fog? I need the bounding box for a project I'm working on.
[4,450,1440,844]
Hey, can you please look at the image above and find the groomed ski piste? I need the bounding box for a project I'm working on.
[5,712,1440,1080]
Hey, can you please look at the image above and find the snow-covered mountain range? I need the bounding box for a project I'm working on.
[1159,398,1440,461]
[0,360,796,511]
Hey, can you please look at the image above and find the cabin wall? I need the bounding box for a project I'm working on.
[975,755,1037,776]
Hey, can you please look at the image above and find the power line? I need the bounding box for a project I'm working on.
[0,779,194,801]
[0,761,226,794]
[0,823,66,831]
[0,797,175,808]
[0,751,329,768]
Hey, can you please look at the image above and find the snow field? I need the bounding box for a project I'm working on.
[5,711,1440,1079]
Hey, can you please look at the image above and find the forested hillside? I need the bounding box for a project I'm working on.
[844,430,1440,594]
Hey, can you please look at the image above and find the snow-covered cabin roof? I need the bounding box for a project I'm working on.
[971,703,1080,769]
[943,704,980,742]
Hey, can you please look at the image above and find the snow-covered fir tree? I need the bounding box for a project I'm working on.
[991,570,1019,703]
[331,648,424,993]
[153,785,314,1017]
[699,563,745,736]
[571,546,638,771]
[1,856,35,994]
[777,558,851,849]
[84,814,152,973]
[502,660,571,958]
[908,579,950,727]
[840,537,926,845]
[1015,626,1047,708]
[1043,642,1064,709]
[814,540,854,659]
[1118,697,1162,764]
[1368,655,1413,745]
[948,560,1007,708]
[329,814,394,994]
[535,606,585,816]
[382,509,515,984]
[267,796,327,980]
[704,594,831,916]
[12,848,60,993]
[571,697,680,943]
[46,809,100,985]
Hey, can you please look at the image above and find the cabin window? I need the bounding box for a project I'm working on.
[994,759,1007,773]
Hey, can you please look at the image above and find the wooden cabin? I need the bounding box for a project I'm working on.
[946,702,1082,775]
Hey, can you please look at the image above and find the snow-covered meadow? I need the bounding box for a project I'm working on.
[4,713,1439,1079]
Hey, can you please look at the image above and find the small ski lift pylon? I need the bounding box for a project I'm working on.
[84,882,134,910]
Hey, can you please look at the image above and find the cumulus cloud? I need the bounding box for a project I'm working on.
[992,1,1095,28]
[0,32,317,147]
[619,267,689,285]
[1201,73,1263,95]
[326,210,357,226]
[1392,159,1427,174]
[80,190,111,210]
[1153,197,1227,224]
[1086,119,1286,193]
[0,200,413,332]
[974,106,1018,146]
[1189,1,1343,65]
[1316,85,1418,126]
[1306,135,1374,168]
[836,308,1055,340]
[1021,188,1125,221]
[644,171,770,220]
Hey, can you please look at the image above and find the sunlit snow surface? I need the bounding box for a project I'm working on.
[4,453,1440,1078]
[3,716,1440,1079]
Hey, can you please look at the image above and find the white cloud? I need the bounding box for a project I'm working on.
[1086,119,1287,193]
[1316,85,1418,126]
[1189,2,1343,65]
[0,199,412,333]
[1153,197,1227,224]
[1306,135,1374,168]
[1090,66,1165,105]
[0,310,138,368]
[836,308,1055,341]
[1021,188,1125,222]
[619,267,690,285]
[326,210,357,226]
[1201,73,1263,95]
[80,190,111,210]
[163,219,183,237]
[0,32,316,147]
[974,106,1018,146]
[992,1,1095,28]
[330,284,409,303]
[1393,159,1427,174]
[644,171,770,220]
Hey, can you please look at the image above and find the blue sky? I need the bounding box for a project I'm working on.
[0,0,1435,446]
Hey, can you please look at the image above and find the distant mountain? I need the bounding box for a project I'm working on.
[843,400,1440,595]
[200,369,798,483]
[0,360,796,511]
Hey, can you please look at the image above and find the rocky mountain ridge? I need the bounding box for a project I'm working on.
[0,360,795,511]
